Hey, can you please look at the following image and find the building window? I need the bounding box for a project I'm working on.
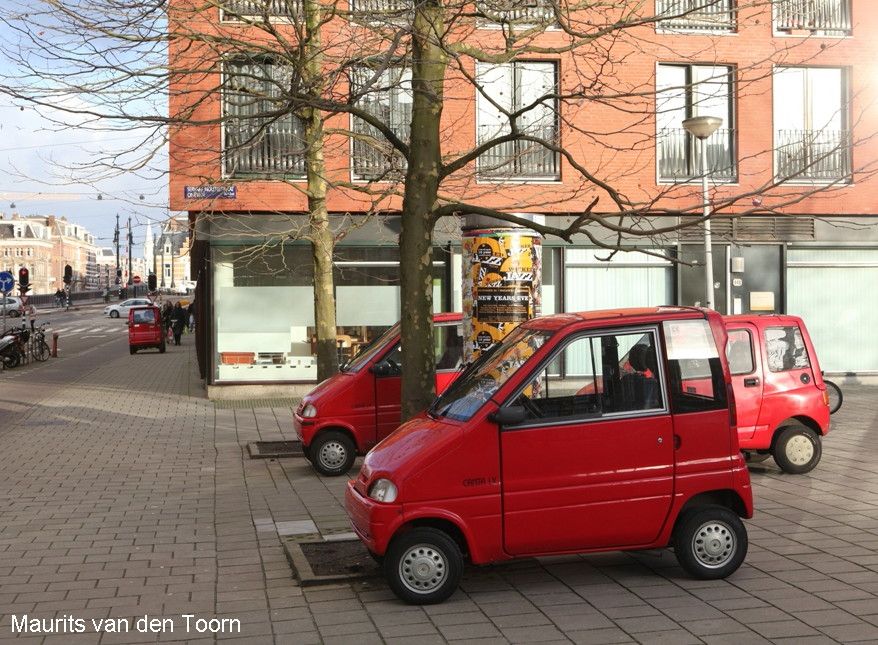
[475,0,555,27]
[773,67,850,182]
[657,64,736,182]
[222,0,301,20]
[476,61,559,180]
[351,67,412,181]
[774,0,851,36]
[656,0,735,32]
[223,57,307,178]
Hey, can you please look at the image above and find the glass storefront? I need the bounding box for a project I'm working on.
[211,244,447,382]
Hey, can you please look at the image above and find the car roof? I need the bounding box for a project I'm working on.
[522,306,710,332]
[724,314,803,326]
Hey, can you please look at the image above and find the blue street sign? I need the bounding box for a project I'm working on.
[0,271,14,294]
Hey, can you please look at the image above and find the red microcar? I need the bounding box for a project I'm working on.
[346,307,753,604]
[128,305,165,354]
[724,314,830,474]
[294,313,464,476]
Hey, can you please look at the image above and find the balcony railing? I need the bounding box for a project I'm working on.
[774,0,851,35]
[656,0,735,32]
[477,125,559,180]
[224,119,307,178]
[349,0,413,18]
[775,129,850,181]
[658,127,736,181]
[476,0,556,25]
[222,0,302,18]
[351,118,409,181]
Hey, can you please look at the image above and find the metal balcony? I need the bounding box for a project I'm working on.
[775,129,850,181]
[476,0,556,25]
[658,127,736,181]
[656,0,735,32]
[350,0,413,18]
[224,120,307,178]
[222,0,302,18]
[774,0,851,35]
[477,126,559,180]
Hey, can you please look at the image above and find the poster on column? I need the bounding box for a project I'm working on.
[462,229,541,362]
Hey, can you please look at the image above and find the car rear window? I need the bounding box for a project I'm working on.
[133,309,156,324]
[662,319,727,413]
[765,326,810,372]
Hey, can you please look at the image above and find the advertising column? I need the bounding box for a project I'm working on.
[462,228,542,363]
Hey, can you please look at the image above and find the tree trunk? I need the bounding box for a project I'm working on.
[303,0,338,381]
[399,0,447,419]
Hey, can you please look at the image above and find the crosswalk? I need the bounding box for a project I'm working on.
[50,325,128,337]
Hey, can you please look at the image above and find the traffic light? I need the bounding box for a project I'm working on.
[147,273,157,292]
[18,267,29,294]
[115,268,122,285]
[63,264,73,285]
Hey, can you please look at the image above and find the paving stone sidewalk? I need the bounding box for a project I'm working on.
[1,343,877,644]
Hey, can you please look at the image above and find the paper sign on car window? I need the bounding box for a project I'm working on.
[663,320,718,360]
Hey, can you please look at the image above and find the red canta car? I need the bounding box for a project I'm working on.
[128,305,166,354]
[294,313,464,476]
[346,307,753,604]
[724,314,830,474]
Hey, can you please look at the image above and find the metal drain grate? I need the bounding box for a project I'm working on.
[213,397,300,409]
[247,441,304,459]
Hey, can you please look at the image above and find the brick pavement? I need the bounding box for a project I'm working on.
[1,342,877,644]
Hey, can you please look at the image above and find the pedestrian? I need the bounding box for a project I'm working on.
[161,302,173,337]
[171,302,185,346]
[54,289,63,308]
[187,301,195,333]
[102,287,109,303]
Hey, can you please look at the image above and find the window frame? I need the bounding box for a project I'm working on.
[655,62,737,184]
[498,324,669,430]
[475,60,561,183]
[764,325,811,373]
[221,55,307,180]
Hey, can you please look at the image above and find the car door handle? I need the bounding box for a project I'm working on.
[743,377,760,387]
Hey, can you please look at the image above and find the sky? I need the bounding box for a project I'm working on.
[0,19,171,257]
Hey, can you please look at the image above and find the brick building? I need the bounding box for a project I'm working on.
[0,214,98,294]
[168,0,878,388]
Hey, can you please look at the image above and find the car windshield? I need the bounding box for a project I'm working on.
[341,323,399,373]
[431,326,551,422]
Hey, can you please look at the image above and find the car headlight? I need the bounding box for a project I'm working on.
[300,403,317,418]
[368,479,398,503]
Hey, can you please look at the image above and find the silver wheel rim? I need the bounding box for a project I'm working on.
[785,434,814,466]
[691,521,736,569]
[398,543,447,594]
[318,440,348,470]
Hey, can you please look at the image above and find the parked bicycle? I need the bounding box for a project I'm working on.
[31,322,50,362]
[823,375,843,415]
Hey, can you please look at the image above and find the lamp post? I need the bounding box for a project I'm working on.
[682,115,723,310]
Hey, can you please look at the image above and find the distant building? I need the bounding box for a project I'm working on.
[156,217,192,290]
[0,213,98,293]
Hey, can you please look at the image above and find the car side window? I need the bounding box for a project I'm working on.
[662,319,727,413]
[508,328,664,424]
[765,326,810,372]
[726,329,755,375]
[434,324,464,371]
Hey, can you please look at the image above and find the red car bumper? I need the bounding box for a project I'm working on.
[344,480,401,556]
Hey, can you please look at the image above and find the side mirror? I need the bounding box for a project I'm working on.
[369,361,399,377]
[489,405,527,427]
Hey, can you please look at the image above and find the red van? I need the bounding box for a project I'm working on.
[128,305,166,354]
[346,307,753,604]
[724,314,829,474]
[294,313,464,476]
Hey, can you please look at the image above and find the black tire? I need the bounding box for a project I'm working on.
[33,341,50,362]
[825,380,843,415]
[384,527,463,604]
[301,443,311,461]
[773,423,822,474]
[743,451,771,463]
[159,340,166,354]
[130,347,137,355]
[8,310,20,318]
[673,505,748,580]
[310,430,356,476]
[110,310,119,319]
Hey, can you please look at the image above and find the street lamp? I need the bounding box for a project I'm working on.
[682,115,723,310]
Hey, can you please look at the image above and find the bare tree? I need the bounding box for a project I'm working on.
[1,0,872,416]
